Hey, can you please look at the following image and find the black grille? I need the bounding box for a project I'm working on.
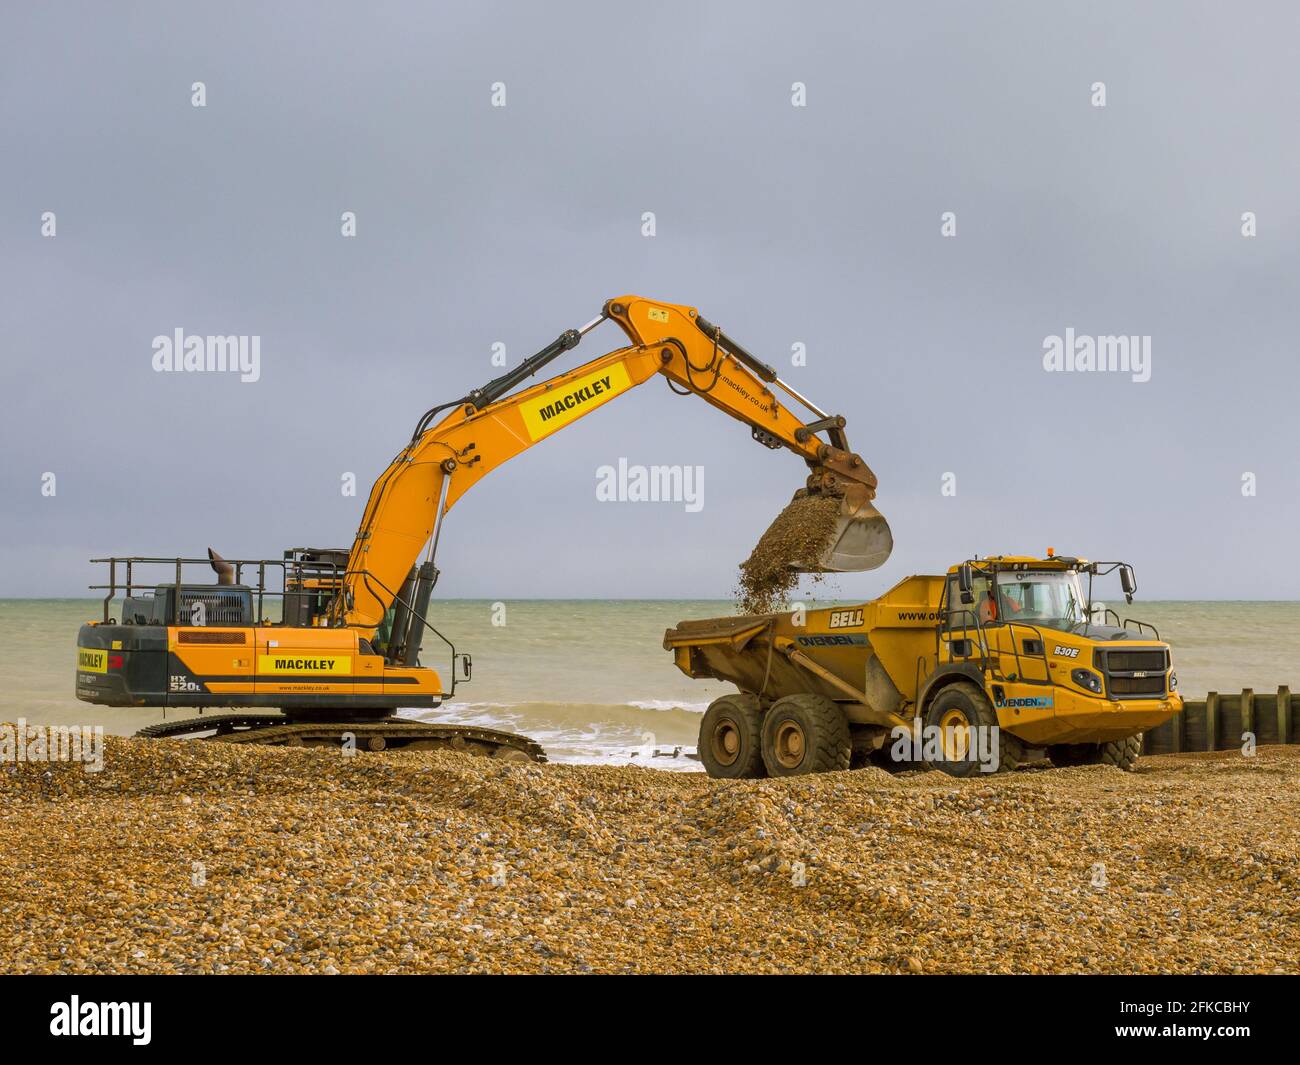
[153,584,253,626]
[1109,675,1166,696]
[178,630,247,644]
[1100,647,1168,699]
[178,590,251,626]
[1104,649,1167,672]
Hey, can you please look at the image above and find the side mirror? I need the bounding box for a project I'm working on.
[455,653,473,683]
[1120,565,1136,604]
[958,563,974,605]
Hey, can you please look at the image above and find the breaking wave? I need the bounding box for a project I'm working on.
[401,699,709,770]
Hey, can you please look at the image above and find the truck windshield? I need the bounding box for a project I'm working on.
[994,570,1087,625]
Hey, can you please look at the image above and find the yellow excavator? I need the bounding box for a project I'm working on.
[76,295,892,756]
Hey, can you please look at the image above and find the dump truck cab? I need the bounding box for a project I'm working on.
[927,555,1181,760]
[667,551,1183,778]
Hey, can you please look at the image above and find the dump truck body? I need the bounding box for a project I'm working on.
[666,555,1183,777]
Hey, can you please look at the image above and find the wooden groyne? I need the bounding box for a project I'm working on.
[1144,686,1299,754]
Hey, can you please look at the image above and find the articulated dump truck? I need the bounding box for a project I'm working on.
[666,554,1183,778]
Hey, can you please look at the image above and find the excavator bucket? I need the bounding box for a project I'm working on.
[740,488,892,613]
[818,494,893,572]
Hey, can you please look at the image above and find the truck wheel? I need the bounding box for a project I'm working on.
[699,694,766,779]
[760,693,851,777]
[1099,735,1142,770]
[1048,735,1142,771]
[924,682,1023,777]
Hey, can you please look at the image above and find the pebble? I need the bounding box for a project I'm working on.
[0,734,1295,974]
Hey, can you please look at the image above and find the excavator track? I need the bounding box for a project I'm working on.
[133,714,546,762]
[135,714,285,739]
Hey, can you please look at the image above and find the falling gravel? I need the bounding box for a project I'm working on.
[2,733,1295,974]
[736,492,841,613]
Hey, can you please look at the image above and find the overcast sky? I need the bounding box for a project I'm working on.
[2,1,1298,600]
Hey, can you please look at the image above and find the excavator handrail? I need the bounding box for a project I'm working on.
[356,568,465,698]
[89,553,466,695]
[89,554,332,625]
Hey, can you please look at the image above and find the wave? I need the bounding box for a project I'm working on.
[627,698,710,713]
[400,700,708,771]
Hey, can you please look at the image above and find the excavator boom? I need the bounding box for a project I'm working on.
[338,295,892,639]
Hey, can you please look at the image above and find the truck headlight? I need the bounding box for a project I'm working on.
[1168,671,1178,690]
[1072,668,1104,694]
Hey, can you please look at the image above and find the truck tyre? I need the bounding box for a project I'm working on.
[1099,734,1142,770]
[760,693,851,777]
[1048,734,1142,772]
[699,693,766,779]
[924,682,1023,777]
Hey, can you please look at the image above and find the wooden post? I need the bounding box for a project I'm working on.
[1279,685,1292,746]
[1241,688,1255,747]
[1206,692,1219,751]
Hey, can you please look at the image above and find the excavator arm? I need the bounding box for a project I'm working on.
[335,295,892,642]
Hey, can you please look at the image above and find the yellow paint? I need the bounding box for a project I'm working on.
[519,363,632,441]
[77,648,107,673]
[668,563,1183,747]
[257,654,351,675]
[336,294,884,634]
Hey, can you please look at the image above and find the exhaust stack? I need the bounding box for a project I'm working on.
[207,547,235,586]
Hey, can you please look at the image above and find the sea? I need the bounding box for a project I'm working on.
[4,599,1298,771]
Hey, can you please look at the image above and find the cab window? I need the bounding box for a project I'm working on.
[946,574,994,630]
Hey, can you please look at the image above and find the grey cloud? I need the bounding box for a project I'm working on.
[1,1,1297,599]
